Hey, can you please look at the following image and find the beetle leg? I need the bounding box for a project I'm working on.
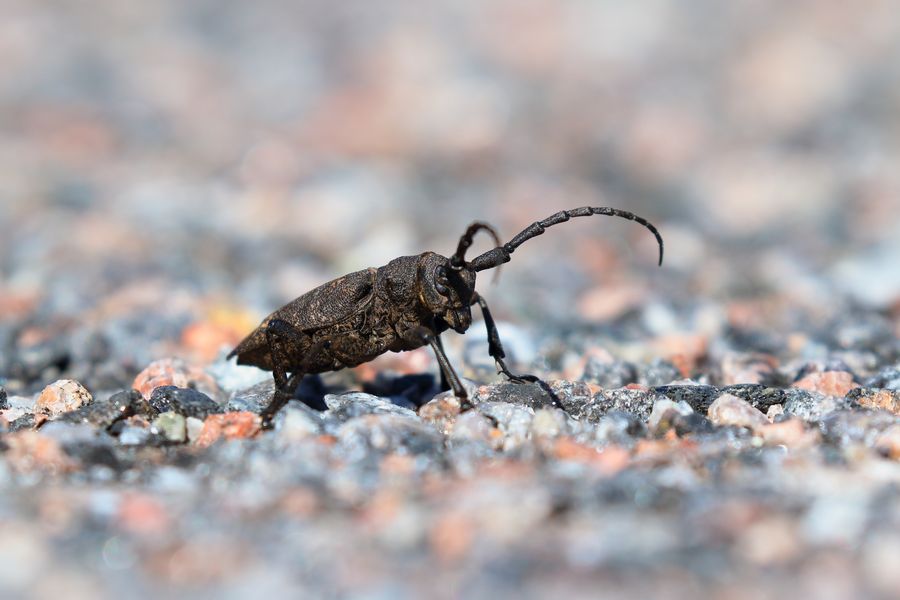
[433,335,451,392]
[410,326,472,410]
[261,318,314,426]
[474,293,563,409]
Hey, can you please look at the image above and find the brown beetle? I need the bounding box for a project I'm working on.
[230,207,663,425]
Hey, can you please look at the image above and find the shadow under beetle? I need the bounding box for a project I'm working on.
[230,207,664,425]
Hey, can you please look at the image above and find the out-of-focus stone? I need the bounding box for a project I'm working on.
[325,392,417,421]
[36,380,92,417]
[132,358,221,401]
[767,404,784,421]
[759,419,819,449]
[149,386,223,420]
[782,388,851,422]
[874,425,900,460]
[338,414,442,458]
[708,394,768,430]
[531,408,569,439]
[850,388,900,415]
[4,431,76,474]
[151,412,187,443]
[449,411,494,444]
[58,390,145,429]
[793,371,858,397]
[582,358,637,389]
[275,401,323,442]
[195,412,261,447]
[418,393,462,436]
[185,417,205,444]
[647,399,693,435]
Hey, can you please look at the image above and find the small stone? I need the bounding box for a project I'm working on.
[325,392,417,421]
[118,425,152,446]
[149,386,223,419]
[58,390,145,429]
[639,358,682,387]
[593,411,647,445]
[782,388,851,422]
[195,412,261,448]
[653,384,720,413]
[582,388,656,422]
[874,425,900,460]
[185,417,205,444]
[479,402,534,450]
[708,394,768,430]
[449,411,494,444]
[759,419,819,449]
[474,382,559,410]
[208,355,271,394]
[151,412,187,443]
[3,431,76,474]
[767,404,784,421]
[418,392,462,435]
[647,399,693,435]
[849,388,900,415]
[865,365,900,391]
[581,358,637,389]
[274,401,323,442]
[226,380,280,414]
[0,386,7,410]
[132,358,220,401]
[337,414,442,459]
[793,371,859,397]
[531,408,569,439]
[36,380,92,417]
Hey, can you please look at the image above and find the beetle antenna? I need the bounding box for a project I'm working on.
[450,222,502,271]
[469,207,664,272]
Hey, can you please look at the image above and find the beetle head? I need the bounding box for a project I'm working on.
[417,253,476,333]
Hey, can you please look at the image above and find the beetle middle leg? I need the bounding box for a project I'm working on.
[474,293,563,409]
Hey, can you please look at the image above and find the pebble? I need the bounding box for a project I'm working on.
[478,402,534,450]
[653,384,720,413]
[638,359,682,387]
[195,412,262,448]
[782,388,851,422]
[793,370,859,397]
[874,425,900,460]
[325,392,418,421]
[209,357,272,395]
[865,365,900,391]
[337,414,442,459]
[274,401,323,442]
[418,392,463,435]
[149,386,223,420]
[0,386,7,410]
[582,388,656,423]
[647,399,693,435]
[849,388,900,415]
[185,417,205,444]
[707,394,768,430]
[58,390,145,429]
[581,358,637,389]
[531,408,570,439]
[151,412,187,443]
[132,358,221,401]
[448,410,494,444]
[36,380,92,418]
[593,411,647,446]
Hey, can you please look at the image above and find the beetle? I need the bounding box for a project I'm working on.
[229,206,664,425]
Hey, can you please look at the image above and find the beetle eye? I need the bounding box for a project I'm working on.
[435,281,449,296]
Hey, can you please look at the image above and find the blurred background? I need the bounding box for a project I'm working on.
[2,2,900,598]
[2,0,899,358]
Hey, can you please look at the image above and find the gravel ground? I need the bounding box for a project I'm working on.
[2,1,900,598]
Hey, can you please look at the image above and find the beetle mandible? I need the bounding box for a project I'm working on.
[229,207,664,425]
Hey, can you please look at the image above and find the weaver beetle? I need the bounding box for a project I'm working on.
[230,207,664,425]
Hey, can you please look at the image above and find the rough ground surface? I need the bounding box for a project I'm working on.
[2,1,900,599]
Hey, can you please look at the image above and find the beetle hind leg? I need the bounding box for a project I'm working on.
[261,319,310,427]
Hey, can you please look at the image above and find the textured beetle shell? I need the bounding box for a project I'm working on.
[230,253,464,373]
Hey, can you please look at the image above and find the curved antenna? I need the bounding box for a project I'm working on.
[469,206,664,272]
[450,221,502,271]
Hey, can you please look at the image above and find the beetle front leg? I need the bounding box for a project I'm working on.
[474,293,563,409]
[410,326,472,410]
